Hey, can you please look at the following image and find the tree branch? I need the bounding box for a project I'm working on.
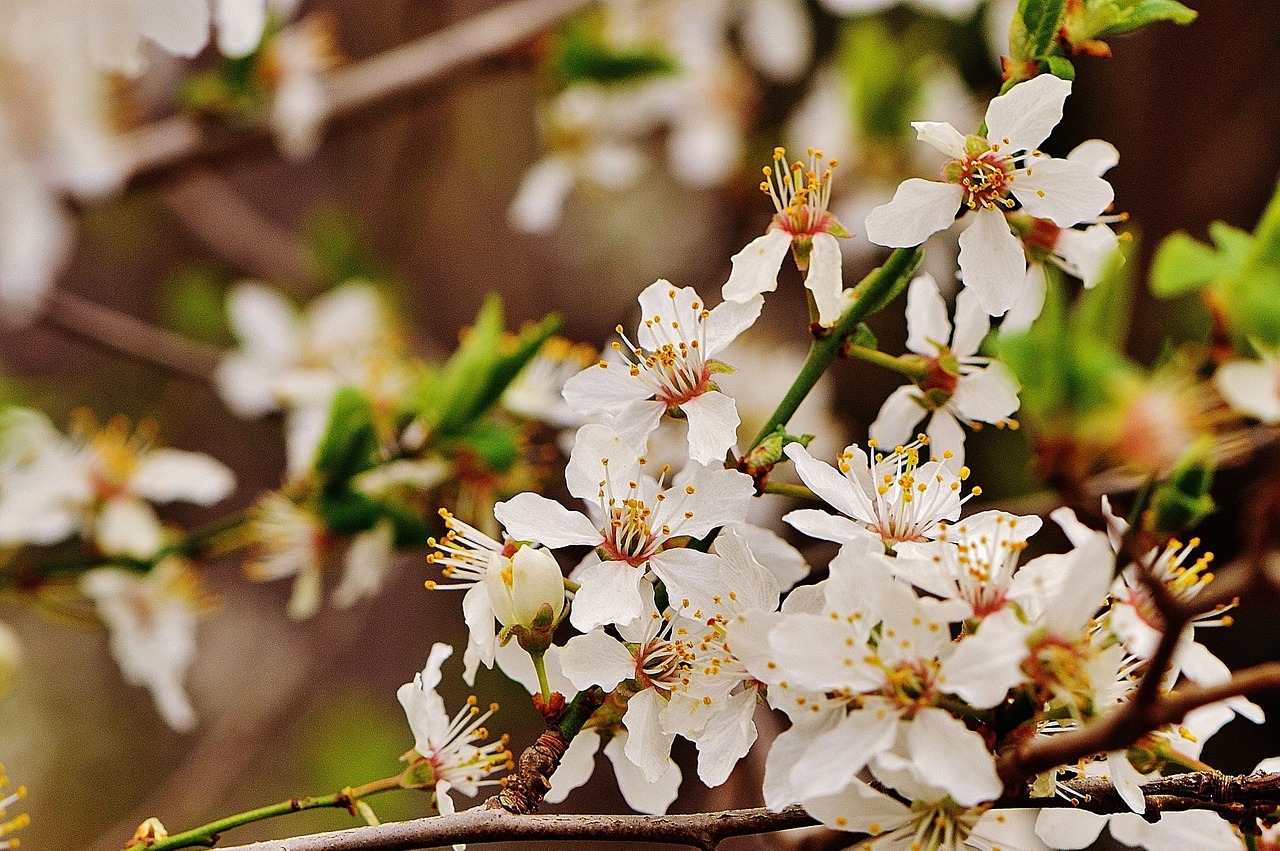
[43,289,222,380]
[198,804,821,851]
[117,0,595,187]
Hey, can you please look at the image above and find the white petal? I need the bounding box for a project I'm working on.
[493,493,601,549]
[131,449,235,505]
[226,282,299,363]
[1013,156,1114,226]
[1108,750,1148,814]
[951,362,1020,424]
[869,386,926,449]
[134,0,211,58]
[623,688,678,783]
[1216,360,1280,424]
[1055,223,1119,289]
[567,560,646,632]
[508,156,575,234]
[545,727,601,803]
[1109,810,1239,850]
[723,522,807,592]
[562,361,653,414]
[564,423,642,502]
[603,732,681,815]
[1067,139,1120,176]
[1035,808,1110,849]
[958,207,1027,316]
[307,284,384,353]
[864,179,963,248]
[908,707,1002,806]
[949,285,991,357]
[723,229,791,302]
[287,564,322,620]
[215,0,267,57]
[559,629,636,692]
[97,499,164,559]
[740,0,812,83]
[213,354,282,417]
[925,409,966,466]
[331,521,394,609]
[691,688,758,787]
[806,232,846,327]
[804,778,910,835]
[905,273,951,355]
[703,294,764,356]
[791,709,899,799]
[983,74,1071,153]
[999,264,1049,335]
[680,391,740,465]
[783,443,876,524]
[912,121,968,159]
[649,547,726,616]
[939,608,1031,708]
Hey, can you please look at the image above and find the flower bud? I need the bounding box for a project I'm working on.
[484,546,565,630]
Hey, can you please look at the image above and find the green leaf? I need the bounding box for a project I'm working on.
[1076,237,1133,349]
[428,296,563,438]
[1097,0,1197,36]
[313,388,381,485]
[1011,0,1066,65]
[316,489,382,535]
[447,419,523,474]
[555,19,677,88]
[1150,232,1228,298]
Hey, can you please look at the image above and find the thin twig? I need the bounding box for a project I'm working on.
[160,167,315,292]
[43,289,222,380]
[117,0,595,187]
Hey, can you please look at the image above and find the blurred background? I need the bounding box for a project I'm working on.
[1,1,1279,849]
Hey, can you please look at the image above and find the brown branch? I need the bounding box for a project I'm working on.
[43,289,222,380]
[206,804,820,851]
[160,167,315,293]
[117,0,595,188]
[998,661,1280,784]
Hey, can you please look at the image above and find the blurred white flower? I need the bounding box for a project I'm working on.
[81,558,211,731]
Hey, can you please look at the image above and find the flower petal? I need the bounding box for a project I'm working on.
[912,121,968,159]
[949,285,991,357]
[905,273,951,356]
[723,229,791,302]
[1067,138,1120,176]
[957,207,1026,316]
[680,391,740,465]
[864,179,963,248]
[983,73,1070,153]
[560,628,636,692]
[908,706,1002,806]
[215,0,267,57]
[567,559,646,632]
[603,732,682,815]
[869,386,926,449]
[623,688,678,783]
[493,493,601,549]
[1216,359,1280,423]
[806,232,846,327]
[998,264,1049,336]
[132,449,235,505]
[951,362,1020,424]
[925,409,966,466]
[1013,156,1113,226]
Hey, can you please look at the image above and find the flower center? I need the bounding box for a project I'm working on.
[612,289,715,410]
[955,152,1014,211]
[603,497,654,566]
[760,146,838,237]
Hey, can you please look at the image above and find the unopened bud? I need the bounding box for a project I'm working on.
[484,546,566,631]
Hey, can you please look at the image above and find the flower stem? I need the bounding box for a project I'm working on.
[748,247,923,452]
[760,481,819,501]
[530,649,553,705]
[141,776,402,850]
[843,344,929,381]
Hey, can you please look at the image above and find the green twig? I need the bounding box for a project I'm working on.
[760,481,820,501]
[141,776,402,850]
[748,247,923,452]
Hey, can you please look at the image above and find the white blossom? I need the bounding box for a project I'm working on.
[869,274,1020,464]
[562,279,762,464]
[865,74,1113,316]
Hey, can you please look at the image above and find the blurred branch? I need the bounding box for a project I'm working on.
[160,168,315,293]
[117,0,595,187]
[43,289,221,380]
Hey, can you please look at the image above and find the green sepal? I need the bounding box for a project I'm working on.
[399,755,437,790]
[445,419,523,474]
[313,388,381,485]
[851,323,878,351]
[1044,55,1076,81]
[552,17,677,89]
[937,353,962,378]
[316,489,382,536]
[742,425,813,480]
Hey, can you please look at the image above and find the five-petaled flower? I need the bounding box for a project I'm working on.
[869,274,1020,465]
[864,74,1114,317]
[563,279,762,465]
[723,147,853,327]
